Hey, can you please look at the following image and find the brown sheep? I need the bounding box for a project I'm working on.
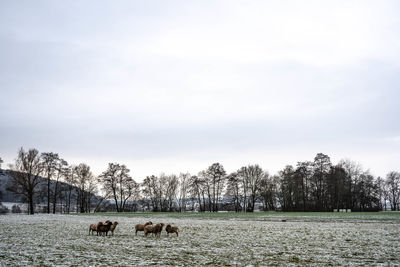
[144,223,164,237]
[97,221,113,236]
[109,221,119,236]
[89,222,103,235]
[134,221,153,235]
[153,223,165,237]
[143,224,155,237]
[165,224,179,237]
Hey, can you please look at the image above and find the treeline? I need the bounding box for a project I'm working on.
[1,149,400,214]
[2,149,100,214]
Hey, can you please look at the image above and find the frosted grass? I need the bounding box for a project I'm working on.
[0,214,399,266]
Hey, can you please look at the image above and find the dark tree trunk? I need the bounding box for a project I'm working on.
[113,188,120,212]
[29,192,34,215]
[67,188,72,213]
[52,180,59,214]
[202,192,206,213]
[250,195,256,212]
[197,191,202,212]
[47,175,51,213]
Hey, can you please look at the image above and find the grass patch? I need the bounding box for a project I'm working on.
[1,213,399,266]
[71,211,400,222]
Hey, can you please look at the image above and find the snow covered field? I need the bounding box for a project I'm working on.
[0,213,399,266]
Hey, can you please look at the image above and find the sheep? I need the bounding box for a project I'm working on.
[153,223,165,237]
[89,221,103,235]
[109,221,119,236]
[165,224,179,237]
[143,224,155,237]
[144,223,164,237]
[97,221,113,236]
[134,221,153,235]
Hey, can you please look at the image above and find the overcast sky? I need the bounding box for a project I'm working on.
[0,1,399,180]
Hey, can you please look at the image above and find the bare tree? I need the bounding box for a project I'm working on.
[238,168,249,212]
[99,163,137,212]
[225,172,242,212]
[62,166,76,213]
[338,159,363,210]
[294,161,313,211]
[8,148,43,214]
[375,176,385,210]
[86,174,98,213]
[164,174,178,211]
[74,163,94,213]
[122,177,139,212]
[279,165,296,211]
[0,157,3,169]
[157,174,168,211]
[41,152,60,213]
[325,165,347,212]
[312,153,331,211]
[142,175,159,211]
[204,163,226,212]
[259,174,279,211]
[52,158,68,213]
[386,171,400,211]
[383,180,390,211]
[116,165,136,212]
[177,173,190,212]
[356,172,379,211]
[237,164,266,212]
[99,163,119,210]
[126,179,140,211]
[189,175,205,212]
[199,170,212,212]
[142,174,173,212]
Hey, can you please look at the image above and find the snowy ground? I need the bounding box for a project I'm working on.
[0,213,399,266]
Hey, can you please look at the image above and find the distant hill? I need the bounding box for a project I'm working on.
[0,169,103,206]
[0,170,22,202]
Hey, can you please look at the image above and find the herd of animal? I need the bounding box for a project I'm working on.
[89,220,179,237]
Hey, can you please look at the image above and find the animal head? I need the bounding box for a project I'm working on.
[145,221,152,226]
[113,221,119,226]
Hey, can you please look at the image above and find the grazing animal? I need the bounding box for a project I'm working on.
[143,224,155,237]
[144,222,164,237]
[110,221,119,235]
[135,221,153,235]
[165,224,179,237]
[97,221,113,236]
[89,222,103,235]
[153,223,165,237]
